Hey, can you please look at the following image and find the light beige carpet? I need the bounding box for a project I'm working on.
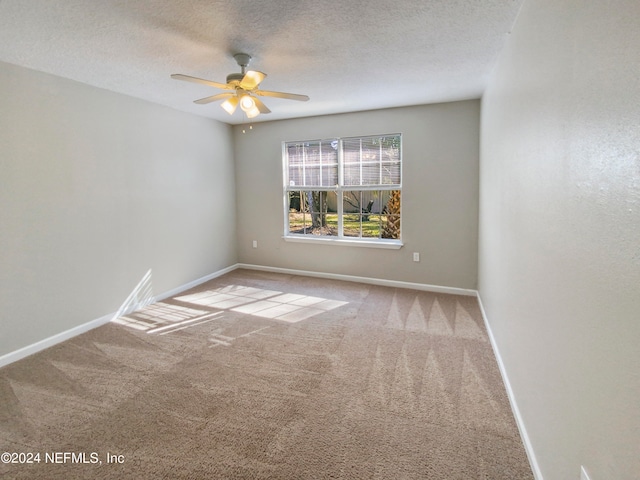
[0,269,533,479]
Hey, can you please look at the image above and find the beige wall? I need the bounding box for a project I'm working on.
[234,101,480,290]
[479,1,640,479]
[0,61,237,358]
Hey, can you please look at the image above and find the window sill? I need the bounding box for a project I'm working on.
[283,235,403,249]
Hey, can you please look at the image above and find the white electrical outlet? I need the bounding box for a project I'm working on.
[580,466,591,480]
[413,252,420,262]
[252,240,258,248]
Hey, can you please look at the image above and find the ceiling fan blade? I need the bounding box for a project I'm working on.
[254,90,309,101]
[194,92,235,104]
[239,70,266,90]
[171,73,232,90]
[252,96,271,114]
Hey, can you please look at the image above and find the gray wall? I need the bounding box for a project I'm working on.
[234,101,480,290]
[479,1,640,479]
[0,61,237,358]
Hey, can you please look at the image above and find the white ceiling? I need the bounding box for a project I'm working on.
[0,0,524,125]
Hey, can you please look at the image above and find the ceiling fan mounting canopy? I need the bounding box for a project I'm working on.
[171,52,309,119]
[233,53,252,70]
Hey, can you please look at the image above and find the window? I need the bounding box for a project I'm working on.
[284,134,401,246]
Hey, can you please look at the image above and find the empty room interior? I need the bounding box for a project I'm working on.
[0,1,638,479]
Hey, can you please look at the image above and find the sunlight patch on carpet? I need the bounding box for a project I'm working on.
[112,302,211,331]
[113,283,349,340]
[177,285,348,323]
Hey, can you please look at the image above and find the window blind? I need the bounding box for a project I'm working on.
[286,135,401,188]
[286,140,338,187]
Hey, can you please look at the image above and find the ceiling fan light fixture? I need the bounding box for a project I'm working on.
[245,105,261,119]
[240,95,256,112]
[240,94,261,118]
[221,96,238,115]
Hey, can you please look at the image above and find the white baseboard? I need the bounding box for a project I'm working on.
[476,292,543,480]
[153,264,239,302]
[236,263,477,297]
[0,264,239,369]
[0,312,113,369]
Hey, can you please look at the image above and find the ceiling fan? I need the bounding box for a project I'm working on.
[171,53,309,119]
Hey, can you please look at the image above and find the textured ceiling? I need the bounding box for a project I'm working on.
[0,0,524,125]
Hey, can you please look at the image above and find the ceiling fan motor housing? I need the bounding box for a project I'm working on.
[226,72,245,84]
[227,53,252,84]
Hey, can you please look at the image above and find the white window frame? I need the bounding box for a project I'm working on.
[282,134,402,249]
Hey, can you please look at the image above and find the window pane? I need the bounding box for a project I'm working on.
[343,164,360,186]
[288,191,305,234]
[381,162,401,185]
[381,190,401,239]
[343,213,361,237]
[322,164,338,186]
[362,218,381,238]
[304,165,320,186]
[287,191,302,212]
[320,139,339,182]
[342,138,361,164]
[325,212,338,232]
[361,163,380,185]
[361,137,381,162]
[286,140,338,187]
[341,135,401,187]
[288,211,307,234]
[344,191,386,214]
[288,190,339,236]
[343,191,362,213]
[343,190,388,238]
[288,165,303,186]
